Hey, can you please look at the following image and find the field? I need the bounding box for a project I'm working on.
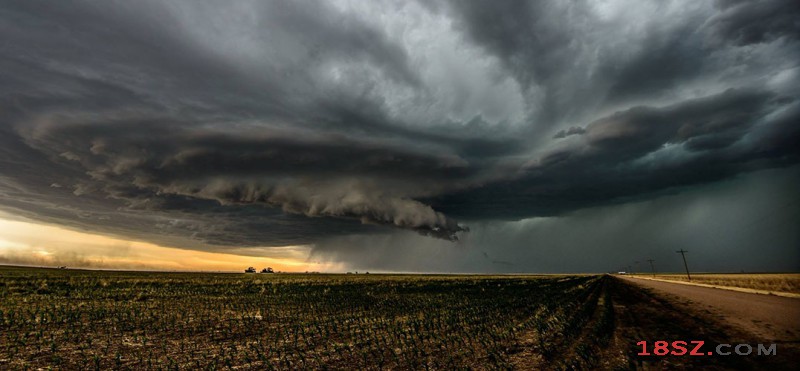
[643,273,800,294]
[0,266,794,370]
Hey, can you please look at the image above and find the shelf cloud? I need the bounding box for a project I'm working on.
[1,0,797,269]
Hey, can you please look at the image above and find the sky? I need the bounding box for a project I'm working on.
[0,0,798,273]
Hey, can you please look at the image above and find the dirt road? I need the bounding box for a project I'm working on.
[620,276,800,342]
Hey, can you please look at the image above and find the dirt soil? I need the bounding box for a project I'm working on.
[610,276,799,370]
[620,276,800,342]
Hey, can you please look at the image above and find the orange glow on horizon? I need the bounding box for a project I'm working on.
[0,213,338,272]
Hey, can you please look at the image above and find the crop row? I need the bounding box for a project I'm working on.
[0,267,606,369]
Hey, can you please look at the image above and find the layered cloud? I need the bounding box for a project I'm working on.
[0,0,797,263]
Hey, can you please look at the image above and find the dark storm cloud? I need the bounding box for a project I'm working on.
[553,127,586,139]
[705,0,800,46]
[0,0,798,264]
[428,88,799,220]
[312,167,800,273]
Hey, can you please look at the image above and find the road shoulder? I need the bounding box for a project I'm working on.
[622,275,800,299]
[611,276,799,370]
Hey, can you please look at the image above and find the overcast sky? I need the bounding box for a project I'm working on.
[1,0,798,272]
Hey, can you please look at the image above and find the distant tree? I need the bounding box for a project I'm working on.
[245,267,256,273]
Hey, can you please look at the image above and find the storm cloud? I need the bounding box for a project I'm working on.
[1,0,798,270]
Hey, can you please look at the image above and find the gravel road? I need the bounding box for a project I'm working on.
[620,276,800,342]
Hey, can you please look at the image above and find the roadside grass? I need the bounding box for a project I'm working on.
[633,273,800,294]
[4,266,794,369]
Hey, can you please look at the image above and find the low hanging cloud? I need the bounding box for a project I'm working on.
[0,0,798,265]
[553,127,586,139]
[15,113,471,240]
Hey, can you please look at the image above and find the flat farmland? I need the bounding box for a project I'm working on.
[0,266,796,370]
[642,273,800,295]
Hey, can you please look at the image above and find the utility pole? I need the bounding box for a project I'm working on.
[676,249,691,281]
[647,259,656,277]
